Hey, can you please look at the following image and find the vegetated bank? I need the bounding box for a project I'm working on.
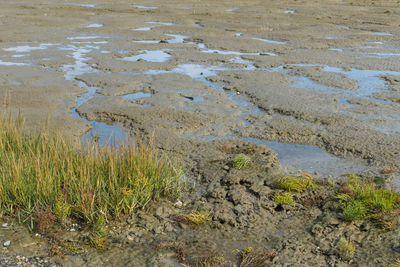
[1,114,400,266]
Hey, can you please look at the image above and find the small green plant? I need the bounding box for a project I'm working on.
[196,251,225,267]
[240,246,253,258]
[233,154,251,169]
[54,194,71,223]
[88,215,109,250]
[186,211,212,225]
[273,192,295,205]
[335,174,399,225]
[336,237,355,260]
[275,176,318,192]
[342,200,367,221]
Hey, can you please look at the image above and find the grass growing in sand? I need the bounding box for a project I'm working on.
[0,113,183,225]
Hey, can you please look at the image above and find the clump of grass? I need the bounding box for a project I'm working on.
[335,174,399,225]
[336,237,355,260]
[342,200,367,221]
[87,215,108,250]
[0,112,183,225]
[239,247,275,267]
[233,154,251,169]
[275,176,318,192]
[186,211,211,225]
[54,194,71,224]
[195,251,225,267]
[273,192,295,205]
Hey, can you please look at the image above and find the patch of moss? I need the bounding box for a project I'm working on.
[273,192,295,205]
[233,154,251,169]
[275,176,318,192]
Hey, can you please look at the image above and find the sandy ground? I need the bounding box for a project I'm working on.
[1,0,400,265]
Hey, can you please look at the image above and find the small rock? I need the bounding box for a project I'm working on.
[1,223,8,228]
[174,200,183,208]
[222,165,230,171]
[3,240,11,247]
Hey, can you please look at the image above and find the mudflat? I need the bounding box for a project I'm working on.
[0,0,400,266]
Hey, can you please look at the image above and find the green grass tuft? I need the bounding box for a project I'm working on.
[195,252,225,267]
[233,154,251,169]
[88,215,108,250]
[275,176,318,192]
[335,174,399,224]
[0,112,183,225]
[336,237,355,260]
[186,211,211,225]
[342,200,367,221]
[273,192,295,205]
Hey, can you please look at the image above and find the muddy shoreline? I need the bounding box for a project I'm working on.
[1,0,400,265]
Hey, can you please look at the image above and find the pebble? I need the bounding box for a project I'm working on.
[174,200,183,208]
[2,223,8,228]
[3,241,11,247]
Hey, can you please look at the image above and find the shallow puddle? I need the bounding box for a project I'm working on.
[67,3,96,8]
[82,121,129,146]
[165,34,188,44]
[86,23,103,28]
[134,27,153,31]
[124,92,152,100]
[132,5,158,10]
[373,32,392,36]
[271,64,400,102]
[251,37,287,45]
[3,43,57,53]
[242,137,368,178]
[0,60,27,66]
[67,36,107,40]
[284,9,296,14]
[122,50,171,62]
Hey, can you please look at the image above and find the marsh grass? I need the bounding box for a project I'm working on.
[336,175,399,225]
[0,112,183,225]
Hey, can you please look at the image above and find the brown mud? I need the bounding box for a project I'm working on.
[1,0,400,266]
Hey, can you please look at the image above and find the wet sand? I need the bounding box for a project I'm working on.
[1,0,400,265]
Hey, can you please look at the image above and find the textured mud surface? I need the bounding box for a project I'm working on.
[1,0,400,266]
